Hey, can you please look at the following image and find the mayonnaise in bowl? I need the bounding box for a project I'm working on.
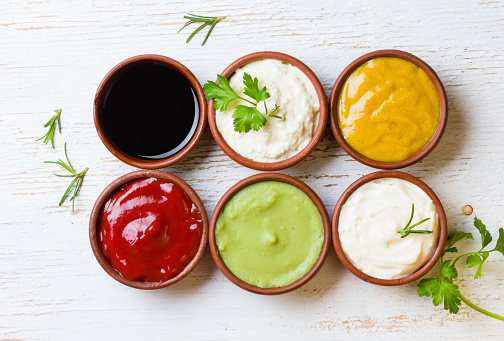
[338,177,439,280]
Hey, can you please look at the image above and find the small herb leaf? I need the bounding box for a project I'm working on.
[493,228,504,256]
[474,216,492,249]
[398,203,432,238]
[418,277,462,314]
[36,109,62,149]
[204,73,280,133]
[44,143,88,212]
[441,260,458,279]
[203,75,239,111]
[232,105,266,133]
[466,252,490,279]
[436,280,462,314]
[242,73,270,103]
[447,231,474,248]
[466,254,484,268]
[417,278,440,297]
[442,246,458,256]
[178,13,225,46]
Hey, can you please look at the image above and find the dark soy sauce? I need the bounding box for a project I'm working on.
[103,62,199,160]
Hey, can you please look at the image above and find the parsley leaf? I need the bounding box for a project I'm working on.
[242,73,270,103]
[435,280,462,314]
[441,260,458,278]
[203,75,239,111]
[443,231,473,256]
[493,228,504,257]
[447,231,474,248]
[417,277,462,314]
[474,216,492,249]
[417,214,504,320]
[466,253,489,279]
[204,73,281,133]
[417,278,440,297]
[232,105,266,133]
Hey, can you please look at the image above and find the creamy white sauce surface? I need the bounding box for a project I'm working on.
[338,178,439,279]
[215,59,320,163]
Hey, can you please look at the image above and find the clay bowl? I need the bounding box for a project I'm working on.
[332,170,447,286]
[209,173,331,294]
[329,49,448,169]
[89,170,208,289]
[94,54,207,169]
[208,51,328,171]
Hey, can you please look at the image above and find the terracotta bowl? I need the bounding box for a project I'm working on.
[332,171,447,286]
[329,49,448,169]
[94,54,207,169]
[208,51,328,171]
[209,173,331,294]
[89,170,208,289]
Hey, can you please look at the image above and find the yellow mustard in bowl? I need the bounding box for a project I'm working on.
[338,57,440,162]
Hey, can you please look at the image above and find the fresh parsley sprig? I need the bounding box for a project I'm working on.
[44,143,88,212]
[417,215,504,320]
[178,13,226,46]
[204,73,281,133]
[36,108,62,149]
[398,203,432,238]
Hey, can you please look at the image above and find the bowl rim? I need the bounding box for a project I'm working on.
[207,51,328,171]
[209,172,331,295]
[89,170,209,289]
[93,54,207,169]
[331,170,447,286]
[329,49,448,169]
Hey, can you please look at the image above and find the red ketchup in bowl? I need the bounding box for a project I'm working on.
[98,177,203,282]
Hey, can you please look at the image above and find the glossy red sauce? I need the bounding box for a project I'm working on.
[98,177,203,282]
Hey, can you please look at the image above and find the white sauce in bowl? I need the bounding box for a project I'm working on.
[338,178,439,279]
[215,59,320,163]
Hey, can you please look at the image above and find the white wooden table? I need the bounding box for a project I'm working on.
[2,0,504,339]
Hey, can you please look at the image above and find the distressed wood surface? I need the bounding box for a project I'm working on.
[2,0,504,339]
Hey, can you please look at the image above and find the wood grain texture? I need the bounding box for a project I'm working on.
[1,0,504,339]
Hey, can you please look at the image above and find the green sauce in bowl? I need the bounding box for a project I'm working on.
[215,181,324,288]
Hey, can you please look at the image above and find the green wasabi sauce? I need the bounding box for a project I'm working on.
[215,181,324,288]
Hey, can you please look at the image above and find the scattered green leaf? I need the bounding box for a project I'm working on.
[493,228,504,257]
[178,13,226,46]
[417,215,504,320]
[44,143,88,212]
[36,109,62,148]
[474,216,492,249]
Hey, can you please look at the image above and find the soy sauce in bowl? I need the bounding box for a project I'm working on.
[94,55,207,169]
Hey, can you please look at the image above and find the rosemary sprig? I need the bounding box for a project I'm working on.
[398,203,432,238]
[36,109,62,149]
[44,143,88,212]
[178,13,226,46]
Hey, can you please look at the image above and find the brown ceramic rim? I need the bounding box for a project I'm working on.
[209,173,331,295]
[89,170,209,289]
[331,171,447,286]
[94,54,207,169]
[208,51,328,171]
[329,49,448,169]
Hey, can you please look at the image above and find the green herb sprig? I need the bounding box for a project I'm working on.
[36,109,62,148]
[178,13,226,46]
[204,73,281,133]
[418,216,504,320]
[398,203,432,238]
[44,143,88,212]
